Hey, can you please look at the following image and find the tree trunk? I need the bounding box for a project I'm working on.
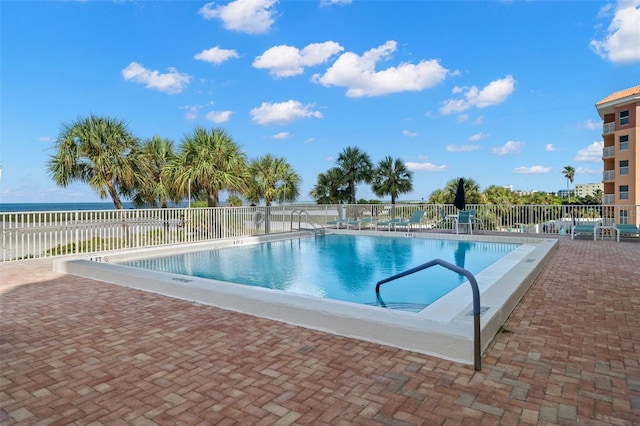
[207,191,220,208]
[106,183,130,247]
[106,183,124,210]
[350,182,356,205]
[207,190,221,238]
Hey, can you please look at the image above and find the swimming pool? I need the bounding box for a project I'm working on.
[55,230,558,366]
[120,235,519,312]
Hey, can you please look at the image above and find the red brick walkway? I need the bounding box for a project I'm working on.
[1,238,639,425]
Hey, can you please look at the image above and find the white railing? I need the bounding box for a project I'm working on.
[603,195,615,205]
[2,203,638,262]
[1,206,289,262]
[603,146,615,158]
[603,122,615,134]
[603,170,616,181]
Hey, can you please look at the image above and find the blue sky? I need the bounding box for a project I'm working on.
[1,0,639,204]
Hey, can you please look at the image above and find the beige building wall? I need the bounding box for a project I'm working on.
[596,86,640,226]
[574,183,602,198]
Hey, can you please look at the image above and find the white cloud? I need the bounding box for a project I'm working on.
[181,105,201,120]
[198,0,277,35]
[253,42,344,77]
[320,0,352,7]
[440,75,516,115]
[205,110,233,123]
[574,141,604,162]
[122,62,191,94]
[405,161,448,172]
[402,130,417,137]
[513,166,552,174]
[250,100,323,125]
[545,144,557,151]
[456,114,469,123]
[446,144,481,152]
[194,46,240,64]
[38,136,52,143]
[468,132,488,142]
[312,40,448,97]
[491,140,524,155]
[272,132,290,139]
[579,119,601,130]
[576,167,601,174]
[590,0,640,63]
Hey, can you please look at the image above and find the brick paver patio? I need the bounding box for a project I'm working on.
[1,237,639,425]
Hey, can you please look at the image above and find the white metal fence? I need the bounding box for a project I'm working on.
[1,203,638,262]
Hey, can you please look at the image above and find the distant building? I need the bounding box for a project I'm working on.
[596,85,640,226]
[557,189,575,199]
[574,183,603,198]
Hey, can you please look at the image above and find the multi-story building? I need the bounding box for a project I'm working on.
[574,182,603,199]
[557,189,575,199]
[596,85,640,226]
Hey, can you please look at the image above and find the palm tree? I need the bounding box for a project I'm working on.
[225,194,244,207]
[482,185,516,205]
[47,114,139,209]
[247,155,301,233]
[427,188,448,204]
[336,146,373,204]
[309,167,350,204]
[167,127,249,208]
[247,154,301,206]
[371,156,413,217]
[562,166,575,203]
[130,136,177,208]
[442,177,481,204]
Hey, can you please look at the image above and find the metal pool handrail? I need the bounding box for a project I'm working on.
[375,258,482,371]
[290,209,326,235]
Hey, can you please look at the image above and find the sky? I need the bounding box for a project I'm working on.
[1,0,639,205]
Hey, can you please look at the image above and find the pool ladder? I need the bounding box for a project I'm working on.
[290,209,325,236]
[376,259,483,371]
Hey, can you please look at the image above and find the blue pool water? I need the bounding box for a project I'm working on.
[122,235,519,312]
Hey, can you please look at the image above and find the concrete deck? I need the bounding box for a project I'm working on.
[1,236,639,424]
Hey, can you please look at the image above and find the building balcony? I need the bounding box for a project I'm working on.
[603,146,615,158]
[603,170,615,181]
[603,194,615,205]
[603,122,615,134]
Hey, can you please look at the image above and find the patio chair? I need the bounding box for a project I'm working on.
[455,210,474,234]
[433,208,452,230]
[393,210,425,231]
[571,223,597,240]
[326,218,347,229]
[614,224,640,242]
[346,217,377,230]
[375,217,402,231]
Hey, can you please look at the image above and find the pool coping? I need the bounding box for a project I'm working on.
[54,231,558,366]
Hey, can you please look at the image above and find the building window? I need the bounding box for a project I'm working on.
[620,210,629,225]
[619,110,629,126]
[619,135,629,150]
[620,160,629,176]
[619,185,629,200]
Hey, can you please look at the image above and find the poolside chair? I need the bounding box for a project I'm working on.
[326,218,347,229]
[393,210,425,231]
[346,217,377,230]
[614,224,640,242]
[570,223,597,240]
[432,208,451,230]
[375,217,402,231]
[467,209,480,230]
[455,210,474,235]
